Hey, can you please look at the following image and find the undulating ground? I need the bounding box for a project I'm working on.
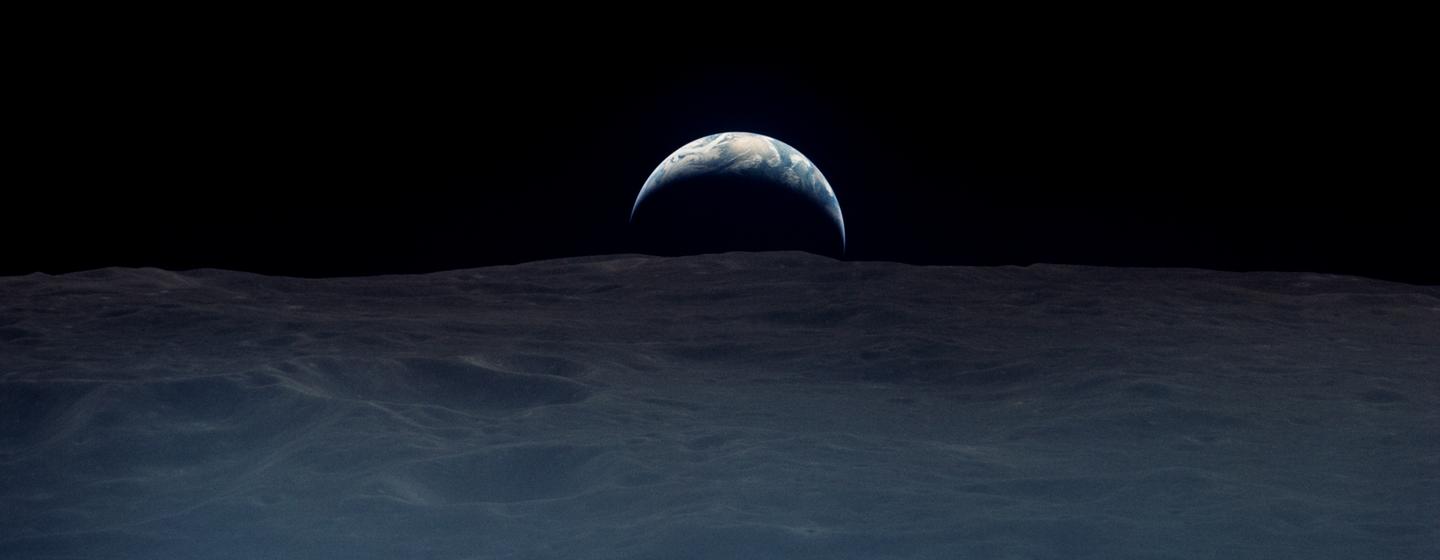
[1,252,1436,559]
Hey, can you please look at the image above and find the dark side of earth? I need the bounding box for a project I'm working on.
[1,252,1436,559]
[629,174,845,258]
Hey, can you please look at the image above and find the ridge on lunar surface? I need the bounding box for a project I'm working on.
[1,252,1437,559]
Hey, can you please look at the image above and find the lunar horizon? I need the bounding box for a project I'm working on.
[2,252,1436,559]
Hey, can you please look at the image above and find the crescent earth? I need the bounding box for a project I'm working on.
[632,132,846,249]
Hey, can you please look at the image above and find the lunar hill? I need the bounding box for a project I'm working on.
[1,252,1436,559]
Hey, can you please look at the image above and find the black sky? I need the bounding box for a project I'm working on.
[8,35,1431,283]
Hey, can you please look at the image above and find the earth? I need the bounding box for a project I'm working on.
[631,132,846,251]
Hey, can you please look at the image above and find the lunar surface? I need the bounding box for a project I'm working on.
[1,252,1436,559]
[631,133,845,256]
